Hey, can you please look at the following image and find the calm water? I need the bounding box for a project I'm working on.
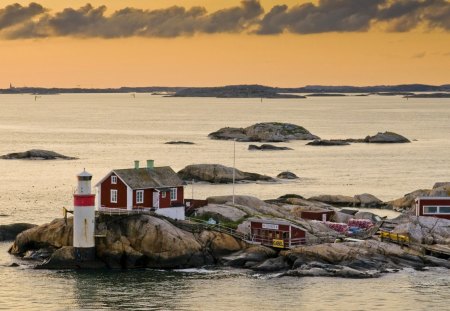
[1,94,450,309]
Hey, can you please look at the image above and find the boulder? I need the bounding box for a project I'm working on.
[0,223,37,241]
[306,140,350,146]
[364,132,410,143]
[392,215,450,245]
[0,149,78,160]
[388,189,431,210]
[252,256,290,272]
[222,245,276,267]
[248,144,293,151]
[177,164,276,183]
[208,122,319,142]
[309,194,358,207]
[195,204,247,222]
[277,171,299,179]
[206,195,287,218]
[36,246,106,269]
[354,193,384,208]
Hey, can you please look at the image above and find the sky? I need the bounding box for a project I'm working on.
[0,0,449,88]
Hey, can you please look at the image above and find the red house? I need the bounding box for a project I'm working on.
[415,197,450,220]
[247,219,307,249]
[95,160,185,220]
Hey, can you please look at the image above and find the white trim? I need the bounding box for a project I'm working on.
[161,191,167,199]
[97,187,101,210]
[170,188,177,201]
[111,189,117,203]
[136,190,144,204]
[111,175,117,184]
[423,205,450,215]
[127,186,133,210]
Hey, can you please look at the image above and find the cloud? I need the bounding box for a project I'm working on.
[258,0,384,34]
[0,0,449,39]
[0,2,45,30]
[3,0,264,39]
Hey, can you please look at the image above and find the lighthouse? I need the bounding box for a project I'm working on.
[73,169,96,261]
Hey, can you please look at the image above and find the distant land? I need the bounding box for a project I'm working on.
[1,84,449,98]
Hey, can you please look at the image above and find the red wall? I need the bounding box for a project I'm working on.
[100,173,127,208]
[418,198,450,220]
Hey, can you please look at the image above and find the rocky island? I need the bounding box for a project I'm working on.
[7,190,450,276]
[0,149,78,160]
[209,122,319,142]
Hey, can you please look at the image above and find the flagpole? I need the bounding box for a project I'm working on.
[232,139,236,205]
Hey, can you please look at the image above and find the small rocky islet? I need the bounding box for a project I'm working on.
[0,149,77,160]
[6,181,450,277]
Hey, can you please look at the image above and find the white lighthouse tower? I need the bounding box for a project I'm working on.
[73,169,96,261]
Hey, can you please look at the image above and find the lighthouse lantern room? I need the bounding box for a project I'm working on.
[73,169,96,261]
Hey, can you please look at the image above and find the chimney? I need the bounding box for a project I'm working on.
[134,160,140,170]
[147,160,154,169]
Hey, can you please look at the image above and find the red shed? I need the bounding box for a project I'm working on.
[248,219,307,249]
[95,160,185,220]
[415,197,450,220]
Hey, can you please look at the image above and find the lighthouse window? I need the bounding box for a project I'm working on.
[111,176,117,184]
[170,188,177,201]
[111,190,117,203]
[136,190,144,204]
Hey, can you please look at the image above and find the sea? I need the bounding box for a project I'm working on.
[0,93,449,310]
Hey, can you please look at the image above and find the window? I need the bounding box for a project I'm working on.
[423,206,438,214]
[161,191,166,198]
[439,206,450,214]
[136,190,144,204]
[111,190,117,203]
[111,175,117,184]
[170,188,177,201]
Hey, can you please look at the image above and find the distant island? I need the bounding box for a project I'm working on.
[0,84,449,98]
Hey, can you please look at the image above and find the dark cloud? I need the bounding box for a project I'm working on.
[258,0,385,34]
[3,0,264,39]
[0,0,449,39]
[0,2,45,30]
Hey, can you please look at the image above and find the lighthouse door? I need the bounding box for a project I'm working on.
[153,191,160,209]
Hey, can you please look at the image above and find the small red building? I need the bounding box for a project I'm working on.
[95,160,185,220]
[415,197,450,220]
[298,209,335,222]
[248,219,307,249]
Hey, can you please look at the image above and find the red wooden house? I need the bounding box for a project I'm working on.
[95,160,185,220]
[415,197,450,220]
[247,219,307,249]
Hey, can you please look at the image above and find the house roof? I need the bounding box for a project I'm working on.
[111,167,184,189]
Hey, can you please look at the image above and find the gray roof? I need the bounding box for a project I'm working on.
[113,167,184,189]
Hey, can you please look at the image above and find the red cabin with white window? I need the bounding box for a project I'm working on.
[95,160,185,220]
[248,219,306,249]
[415,197,450,220]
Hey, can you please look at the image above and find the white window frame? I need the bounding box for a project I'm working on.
[161,191,166,198]
[111,189,118,203]
[423,205,450,215]
[170,188,177,201]
[136,190,144,204]
[111,175,117,184]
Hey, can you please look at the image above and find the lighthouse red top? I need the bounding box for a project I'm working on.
[74,169,95,206]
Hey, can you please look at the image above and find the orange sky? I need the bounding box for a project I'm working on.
[1,1,449,88]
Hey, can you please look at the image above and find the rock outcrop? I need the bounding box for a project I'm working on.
[309,195,358,207]
[0,149,78,160]
[307,140,350,146]
[363,132,410,143]
[277,171,299,179]
[0,223,37,241]
[164,141,195,145]
[248,144,293,151]
[392,215,450,245]
[177,164,276,183]
[354,193,384,208]
[9,215,245,269]
[208,122,319,142]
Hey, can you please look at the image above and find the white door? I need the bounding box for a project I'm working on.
[153,191,160,209]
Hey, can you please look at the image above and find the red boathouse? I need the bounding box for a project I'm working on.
[248,219,307,249]
[95,160,185,220]
[415,197,450,220]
